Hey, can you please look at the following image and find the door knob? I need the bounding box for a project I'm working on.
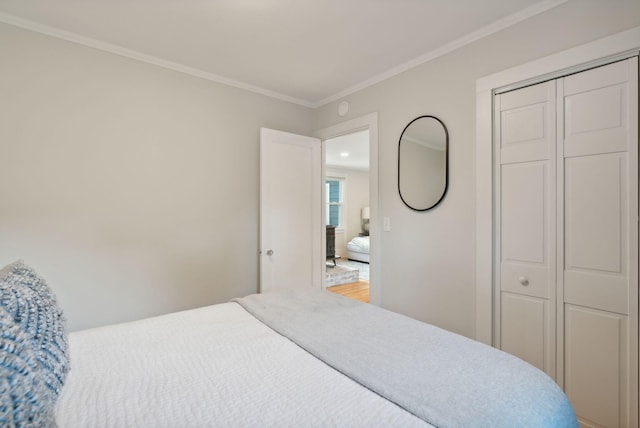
[266,249,274,256]
[518,276,529,286]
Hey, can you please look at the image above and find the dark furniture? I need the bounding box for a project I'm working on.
[326,225,337,266]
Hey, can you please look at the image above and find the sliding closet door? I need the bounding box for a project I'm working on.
[558,58,638,428]
[495,80,556,378]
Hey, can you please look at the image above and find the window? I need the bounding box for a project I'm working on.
[325,178,344,227]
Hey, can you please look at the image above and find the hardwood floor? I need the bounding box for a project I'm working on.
[327,280,369,303]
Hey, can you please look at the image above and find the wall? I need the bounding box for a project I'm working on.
[0,22,313,331]
[313,0,640,338]
[326,166,370,257]
[2,1,639,336]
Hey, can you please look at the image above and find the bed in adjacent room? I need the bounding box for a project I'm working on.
[347,235,370,263]
[0,261,578,427]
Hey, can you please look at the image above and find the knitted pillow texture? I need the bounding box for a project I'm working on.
[0,306,56,427]
[0,261,69,400]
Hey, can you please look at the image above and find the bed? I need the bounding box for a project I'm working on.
[347,235,370,263]
[0,260,578,427]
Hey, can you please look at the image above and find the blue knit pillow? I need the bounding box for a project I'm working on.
[0,306,56,427]
[0,261,69,400]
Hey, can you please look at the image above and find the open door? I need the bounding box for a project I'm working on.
[259,128,322,292]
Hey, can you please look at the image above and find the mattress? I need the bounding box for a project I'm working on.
[347,236,369,253]
[55,301,429,428]
[347,251,369,263]
[347,236,370,262]
[55,290,577,428]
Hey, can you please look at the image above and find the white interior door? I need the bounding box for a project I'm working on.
[260,128,322,292]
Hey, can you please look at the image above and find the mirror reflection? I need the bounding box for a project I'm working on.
[398,115,448,211]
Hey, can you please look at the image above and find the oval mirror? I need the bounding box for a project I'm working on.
[398,115,448,211]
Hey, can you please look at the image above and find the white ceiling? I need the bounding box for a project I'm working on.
[326,130,370,171]
[0,0,566,107]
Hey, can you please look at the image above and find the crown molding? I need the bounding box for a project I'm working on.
[311,0,568,107]
[0,12,315,108]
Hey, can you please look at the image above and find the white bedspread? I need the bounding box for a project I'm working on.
[55,303,430,428]
[347,236,369,253]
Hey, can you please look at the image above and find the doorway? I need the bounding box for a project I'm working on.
[315,112,379,305]
[324,130,370,302]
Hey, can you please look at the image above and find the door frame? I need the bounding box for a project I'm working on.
[315,112,380,305]
[475,26,640,346]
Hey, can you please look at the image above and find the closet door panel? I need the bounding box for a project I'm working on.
[565,154,624,274]
[564,60,632,158]
[563,153,627,314]
[564,156,628,314]
[501,162,546,262]
[495,79,556,377]
[561,65,632,318]
[564,85,628,157]
[559,57,638,428]
[501,292,551,373]
[500,162,551,299]
[564,271,628,315]
[501,264,549,299]
[499,81,555,164]
[564,305,628,428]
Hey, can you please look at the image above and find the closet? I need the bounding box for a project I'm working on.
[494,57,638,428]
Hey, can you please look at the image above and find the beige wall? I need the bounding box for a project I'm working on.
[2,1,639,336]
[0,23,313,331]
[313,0,640,337]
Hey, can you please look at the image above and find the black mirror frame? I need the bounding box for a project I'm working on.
[397,115,449,212]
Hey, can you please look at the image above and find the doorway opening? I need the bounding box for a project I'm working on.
[315,112,378,304]
[323,129,370,303]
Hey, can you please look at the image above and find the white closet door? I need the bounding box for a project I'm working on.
[495,81,556,377]
[558,58,638,428]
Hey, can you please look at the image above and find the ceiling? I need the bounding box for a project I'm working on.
[0,0,566,107]
[326,130,370,171]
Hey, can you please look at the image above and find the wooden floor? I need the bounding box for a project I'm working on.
[327,280,369,303]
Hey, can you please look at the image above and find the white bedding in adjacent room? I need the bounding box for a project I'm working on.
[347,236,369,253]
[347,236,370,262]
[55,302,429,428]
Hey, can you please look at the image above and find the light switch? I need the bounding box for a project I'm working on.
[383,217,391,231]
